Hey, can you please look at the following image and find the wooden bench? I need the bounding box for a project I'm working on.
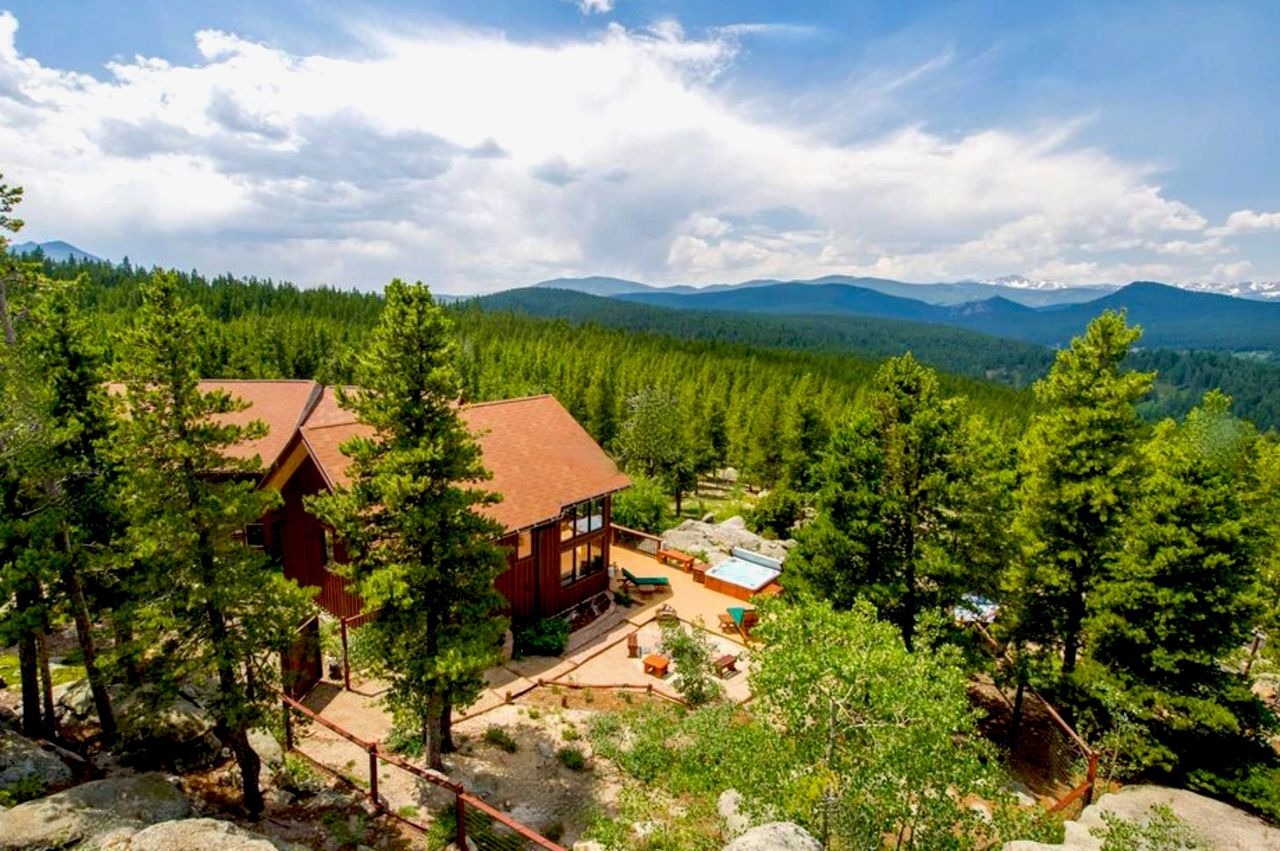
[657,548,695,571]
[714,654,738,678]
[642,653,670,678]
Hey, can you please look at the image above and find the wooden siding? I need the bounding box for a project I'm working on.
[274,454,362,619]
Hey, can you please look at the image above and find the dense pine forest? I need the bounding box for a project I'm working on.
[6,213,1280,847]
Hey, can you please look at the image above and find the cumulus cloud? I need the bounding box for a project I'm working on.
[0,10,1266,290]
[1207,209,1280,237]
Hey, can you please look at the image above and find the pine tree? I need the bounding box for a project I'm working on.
[114,272,310,814]
[306,279,508,771]
[787,354,981,648]
[21,280,120,741]
[1011,311,1153,676]
[1083,392,1262,770]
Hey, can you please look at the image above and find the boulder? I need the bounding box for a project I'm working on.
[0,727,73,798]
[1003,784,1280,851]
[117,694,222,770]
[126,818,307,850]
[0,773,188,851]
[718,789,750,836]
[660,518,792,565]
[247,728,283,771]
[722,822,822,851]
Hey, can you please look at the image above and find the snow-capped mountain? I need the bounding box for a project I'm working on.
[977,274,1082,292]
[1179,280,1280,301]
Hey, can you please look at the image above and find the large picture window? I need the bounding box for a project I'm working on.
[559,535,606,586]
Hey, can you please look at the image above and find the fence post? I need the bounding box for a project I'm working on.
[368,744,380,811]
[1083,750,1100,805]
[456,793,468,848]
[282,699,293,751]
[341,617,351,691]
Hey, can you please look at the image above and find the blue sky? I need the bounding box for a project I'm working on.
[2,0,1277,291]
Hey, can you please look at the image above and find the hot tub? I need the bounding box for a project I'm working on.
[705,556,782,601]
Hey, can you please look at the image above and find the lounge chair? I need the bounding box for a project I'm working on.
[718,606,758,640]
[621,567,670,595]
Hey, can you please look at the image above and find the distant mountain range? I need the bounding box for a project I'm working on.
[10,240,101,262]
[533,273,1280,305]
[526,278,1280,352]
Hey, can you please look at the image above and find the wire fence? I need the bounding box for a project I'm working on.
[968,626,1100,816]
[279,691,567,851]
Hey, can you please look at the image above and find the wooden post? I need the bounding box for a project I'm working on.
[341,617,351,691]
[1083,750,1100,805]
[282,699,294,751]
[455,793,468,848]
[368,744,380,810]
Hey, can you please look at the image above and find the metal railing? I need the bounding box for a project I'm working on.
[279,691,567,850]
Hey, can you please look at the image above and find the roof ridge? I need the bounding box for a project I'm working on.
[465,394,553,409]
[198,378,320,385]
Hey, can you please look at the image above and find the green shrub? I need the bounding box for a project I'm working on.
[658,619,724,706]
[611,474,671,533]
[384,716,425,758]
[0,774,46,807]
[557,746,587,770]
[1091,804,1208,850]
[514,617,569,657]
[563,725,580,741]
[613,589,634,607]
[483,725,518,753]
[747,487,803,539]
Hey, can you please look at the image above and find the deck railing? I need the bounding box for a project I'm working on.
[610,522,662,556]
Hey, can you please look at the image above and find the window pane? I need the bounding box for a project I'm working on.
[517,530,532,560]
[587,498,603,532]
[560,548,575,586]
[323,528,335,566]
[560,515,574,542]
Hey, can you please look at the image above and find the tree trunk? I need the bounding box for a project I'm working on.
[16,630,41,738]
[1062,582,1085,675]
[440,700,456,754]
[1010,679,1026,750]
[425,694,445,771]
[36,628,58,738]
[228,726,264,818]
[61,533,117,742]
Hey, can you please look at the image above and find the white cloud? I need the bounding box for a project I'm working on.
[1207,209,1280,237]
[576,0,614,15]
[0,10,1265,291]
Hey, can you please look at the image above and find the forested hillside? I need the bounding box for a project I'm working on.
[29,257,1280,434]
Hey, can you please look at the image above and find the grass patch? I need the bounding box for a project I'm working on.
[483,725,518,753]
[0,654,85,688]
[557,746,587,771]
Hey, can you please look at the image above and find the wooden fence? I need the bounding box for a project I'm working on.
[279,691,567,850]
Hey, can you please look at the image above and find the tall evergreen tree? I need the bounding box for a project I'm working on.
[787,354,984,648]
[1011,311,1153,675]
[114,272,310,814]
[1083,392,1262,770]
[306,279,508,771]
[20,280,120,740]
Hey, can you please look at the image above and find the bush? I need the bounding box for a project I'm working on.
[514,617,570,657]
[611,474,670,533]
[483,725,518,753]
[613,589,634,607]
[658,619,723,707]
[1091,804,1208,850]
[384,711,426,758]
[747,487,803,539]
[558,746,587,770]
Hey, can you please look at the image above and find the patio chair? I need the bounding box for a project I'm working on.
[622,567,670,596]
[718,606,758,640]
